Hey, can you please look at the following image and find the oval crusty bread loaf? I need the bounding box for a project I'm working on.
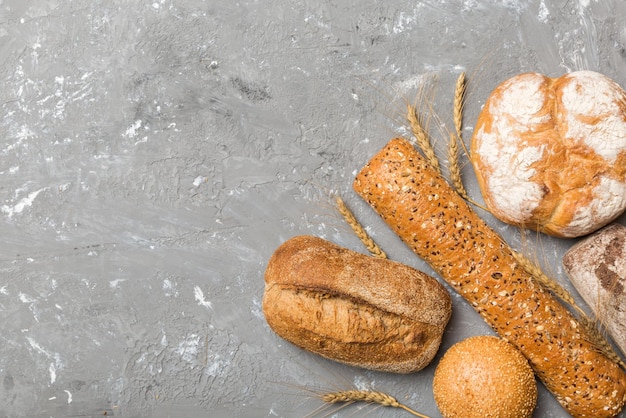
[262,235,452,373]
[471,71,626,238]
[353,138,626,417]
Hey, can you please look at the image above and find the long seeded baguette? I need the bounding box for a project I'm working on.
[353,137,626,418]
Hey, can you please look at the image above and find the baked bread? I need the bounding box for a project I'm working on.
[471,71,626,237]
[353,138,626,417]
[433,335,537,418]
[563,223,626,358]
[262,235,452,373]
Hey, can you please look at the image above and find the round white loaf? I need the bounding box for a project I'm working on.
[471,71,626,237]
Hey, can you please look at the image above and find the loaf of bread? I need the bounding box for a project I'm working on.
[354,138,626,417]
[563,223,626,358]
[262,235,452,373]
[471,71,626,238]
[433,336,537,418]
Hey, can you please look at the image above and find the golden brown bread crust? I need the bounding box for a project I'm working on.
[353,138,626,417]
[433,336,537,418]
[262,235,452,373]
[470,71,626,238]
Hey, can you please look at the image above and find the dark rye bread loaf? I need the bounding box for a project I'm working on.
[262,235,452,373]
[563,223,626,358]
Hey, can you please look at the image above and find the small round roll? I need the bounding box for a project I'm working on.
[433,335,537,418]
[471,71,626,237]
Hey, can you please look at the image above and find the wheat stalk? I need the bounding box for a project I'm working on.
[512,249,626,369]
[450,71,475,184]
[335,195,387,259]
[578,314,626,369]
[512,250,582,314]
[447,132,469,200]
[449,71,469,201]
[407,104,440,173]
[321,390,430,418]
[453,71,466,140]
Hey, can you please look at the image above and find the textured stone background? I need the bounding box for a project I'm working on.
[0,0,625,417]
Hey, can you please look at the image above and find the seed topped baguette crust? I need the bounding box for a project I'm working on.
[353,138,626,417]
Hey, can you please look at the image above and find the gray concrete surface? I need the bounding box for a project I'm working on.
[0,0,625,417]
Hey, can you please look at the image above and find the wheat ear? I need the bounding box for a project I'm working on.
[512,250,583,315]
[578,314,626,369]
[335,195,387,259]
[447,133,469,200]
[321,390,430,418]
[407,104,440,173]
[453,71,466,139]
[443,71,488,210]
[512,250,626,369]
[449,70,477,191]
[449,71,469,200]
[445,135,490,212]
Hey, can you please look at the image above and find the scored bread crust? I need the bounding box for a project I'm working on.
[353,138,626,417]
[263,235,452,373]
[471,71,626,238]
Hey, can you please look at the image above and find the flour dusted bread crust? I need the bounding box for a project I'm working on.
[262,235,452,373]
[471,71,626,237]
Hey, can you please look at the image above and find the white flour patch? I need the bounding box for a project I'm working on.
[205,353,229,377]
[175,334,200,363]
[193,176,207,187]
[494,75,547,127]
[52,76,66,120]
[559,72,626,162]
[250,298,264,321]
[392,73,430,96]
[392,7,421,34]
[474,74,554,221]
[353,375,369,391]
[501,0,528,13]
[49,363,57,384]
[194,286,213,310]
[163,279,178,297]
[477,127,545,222]
[26,337,52,357]
[564,176,626,236]
[538,0,550,23]
[57,183,71,192]
[109,279,127,289]
[123,120,143,138]
[19,293,37,304]
[26,337,64,384]
[3,125,33,155]
[462,0,480,11]
[2,187,47,217]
